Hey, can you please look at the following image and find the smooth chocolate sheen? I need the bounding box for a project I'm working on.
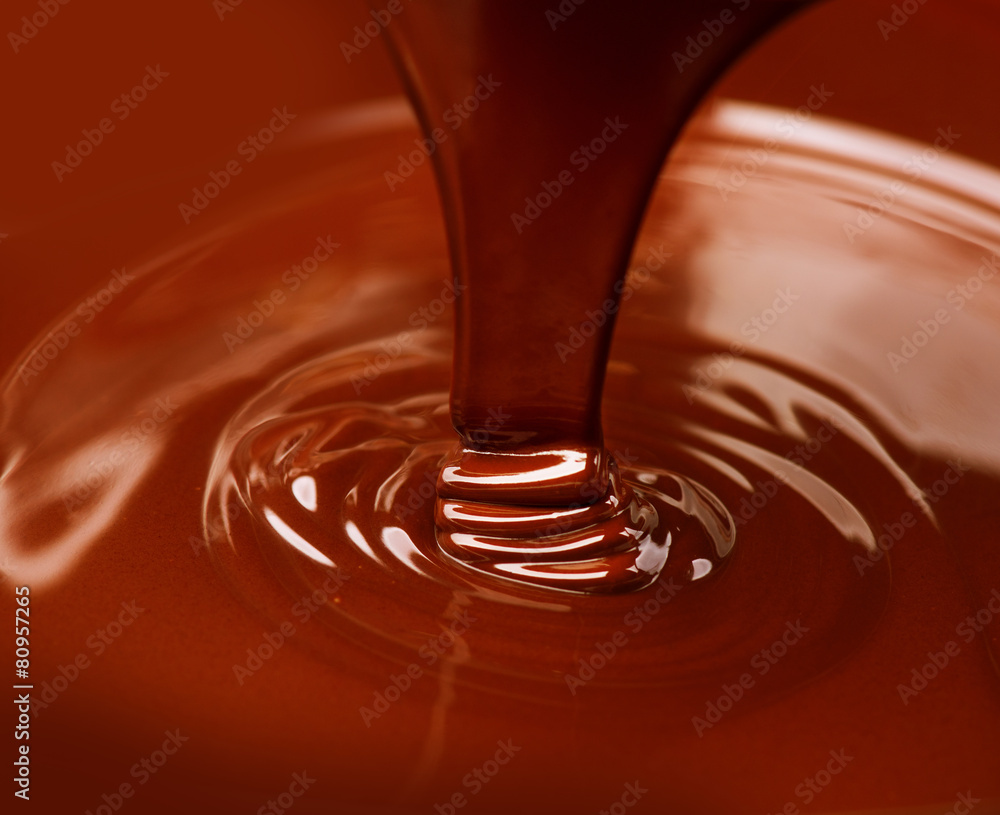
[2,2,1000,813]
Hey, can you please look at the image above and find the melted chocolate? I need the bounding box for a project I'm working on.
[3,2,1000,813]
[382,0,814,593]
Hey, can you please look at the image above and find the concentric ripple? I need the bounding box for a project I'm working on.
[435,454,734,594]
[203,315,900,695]
[5,100,999,704]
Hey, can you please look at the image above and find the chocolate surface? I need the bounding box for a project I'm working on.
[2,2,1000,813]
